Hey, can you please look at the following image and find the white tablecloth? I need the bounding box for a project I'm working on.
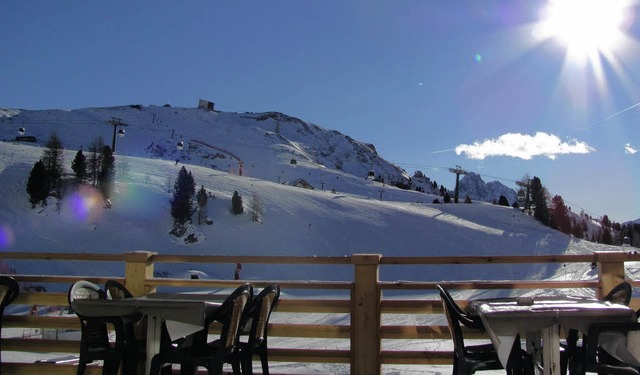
[468,296,635,375]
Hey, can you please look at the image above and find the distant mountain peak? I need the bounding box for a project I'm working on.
[459,172,517,205]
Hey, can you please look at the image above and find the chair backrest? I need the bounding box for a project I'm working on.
[436,285,483,329]
[241,283,281,348]
[213,284,253,351]
[69,280,106,305]
[437,285,468,357]
[603,282,632,306]
[68,280,110,350]
[105,280,133,300]
[0,276,19,310]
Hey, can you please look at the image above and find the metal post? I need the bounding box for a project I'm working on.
[107,117,127,153]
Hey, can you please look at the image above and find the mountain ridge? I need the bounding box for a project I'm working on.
[0,105,411,188]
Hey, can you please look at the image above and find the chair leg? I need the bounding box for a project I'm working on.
[241,351,253,375]
[259,350,269,375]
[149,355,164,375]
[121,353,140,375]
[101,359,120,375]
[207,360,224,375]
[77,361,87,375]
[452,355,460,375]
[232,360,242,375]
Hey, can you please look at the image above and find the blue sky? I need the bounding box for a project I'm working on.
[1,1,639,222]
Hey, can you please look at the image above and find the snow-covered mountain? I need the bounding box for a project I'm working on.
[459,172,518,205]
[0,102,627,275]
[0,104,636,375]
[0,105,409,187]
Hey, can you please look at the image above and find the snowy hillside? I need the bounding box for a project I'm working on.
[0,105,409,187]
[0,139,627,289]
[1,107,638,374]
[0,104,634,290]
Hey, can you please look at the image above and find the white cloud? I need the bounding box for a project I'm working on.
[455,132,595,160]
[625,143,638,154]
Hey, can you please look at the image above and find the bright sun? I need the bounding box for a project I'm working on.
[538,0,629,59]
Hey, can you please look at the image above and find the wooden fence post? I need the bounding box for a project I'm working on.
[123,251,156,297]
[595,251,627,299]
[351,254,382,375]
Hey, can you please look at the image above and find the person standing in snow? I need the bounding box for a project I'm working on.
[234,262,242,280]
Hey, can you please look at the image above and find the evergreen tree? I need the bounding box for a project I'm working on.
[196,185,208,224]
[443,192,451,203]
[601,227,613,245]
[88,137,105,187]
[531,176,550,226]
[71,150,87,184]
[42,131,64,196]
[26,160,49,207]
[231,190,244,214]
[171,167,196,224]
[498,195,510,207]
[632,224,640,247]
[550,195,571,234]
[601,215,612,228]
[97,145,115,200]
[571,221,584,239]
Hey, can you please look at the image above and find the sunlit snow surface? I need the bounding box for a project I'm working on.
[0,132,634,374]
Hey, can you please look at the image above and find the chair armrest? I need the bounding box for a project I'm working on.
[586,322,640,361]
[588,322,640,339]
[461,314,485,330]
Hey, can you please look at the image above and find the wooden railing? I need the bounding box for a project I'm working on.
[0,250,638,375]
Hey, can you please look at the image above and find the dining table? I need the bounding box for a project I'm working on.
[467,295,636,375]
[70,292,222,375]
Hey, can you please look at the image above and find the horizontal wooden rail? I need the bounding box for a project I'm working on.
[0,252,124,261]
[380,253,638,264]
[0,251,636,375]
[379,280,600,290]
[145,277,353,291]
[152,254,355,265]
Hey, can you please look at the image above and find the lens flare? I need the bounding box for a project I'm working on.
[63,186,105,222]
[0,225,15,248]
[117,184,157,219]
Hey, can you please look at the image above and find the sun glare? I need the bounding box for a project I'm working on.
[539,0,629,59]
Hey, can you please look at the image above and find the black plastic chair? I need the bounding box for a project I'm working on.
[68,280,127,375]
[437,285,485,330]
[104,280,150,375]
[582,322,640,375]
[105,280,134,300]
[238,283,281,375]
[604,281,633,306]
[565,281,634,375]
[149,283,253,375]
[0,276,19,372]
[437,285,532,375]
